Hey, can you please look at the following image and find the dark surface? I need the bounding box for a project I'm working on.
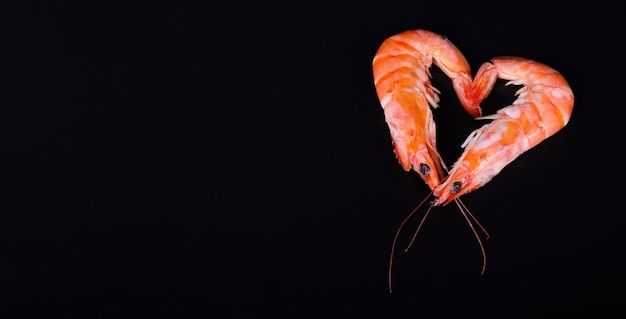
[0,1,623,318]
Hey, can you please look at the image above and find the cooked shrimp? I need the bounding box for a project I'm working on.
[372,29,494,190]
[373,29,496,293]
[433,56,575,206]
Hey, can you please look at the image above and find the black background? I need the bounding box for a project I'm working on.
[0,1,623,318]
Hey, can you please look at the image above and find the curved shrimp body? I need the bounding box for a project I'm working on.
[372,29,490,190]
[433,56,574,206]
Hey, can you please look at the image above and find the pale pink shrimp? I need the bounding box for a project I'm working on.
[372,29,494,190]
[433,56,575,206]
[408,56,573,285]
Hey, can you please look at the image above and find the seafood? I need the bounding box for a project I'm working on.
[384,56,574,291]
[372,29,493,190]
[433,56,575,206]
[373,29,496,293]
[373,30,574,291]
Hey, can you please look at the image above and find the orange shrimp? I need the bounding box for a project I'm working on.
[372,29,493,190]
[433,56,575,206]
[373,29,497,293]
[374,33,574,291]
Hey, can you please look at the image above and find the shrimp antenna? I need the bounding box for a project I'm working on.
[453,198,489,275]
[404,201,436,252]
[455,198,490,239]
[388,190,433,293]
[439,156,490,273]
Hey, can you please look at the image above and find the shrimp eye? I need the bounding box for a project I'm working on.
[419,163,431,176]
[450,181,462,193]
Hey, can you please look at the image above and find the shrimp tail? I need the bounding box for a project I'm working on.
[453,62,498,118]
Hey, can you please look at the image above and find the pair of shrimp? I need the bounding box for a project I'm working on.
[372,29,574,292]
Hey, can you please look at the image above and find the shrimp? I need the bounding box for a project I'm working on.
[373,29,496,293]
[433,56,575,206]
[372,29,494,190]
[377,45,574,291]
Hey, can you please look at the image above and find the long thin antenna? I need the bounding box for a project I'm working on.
[453,199,488,275]
[388,190,433,293]
[455,198,490,239]
[404,202,435,252]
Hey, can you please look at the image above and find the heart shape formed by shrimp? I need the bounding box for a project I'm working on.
[372,29,574,205]
[372,29,574,291]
